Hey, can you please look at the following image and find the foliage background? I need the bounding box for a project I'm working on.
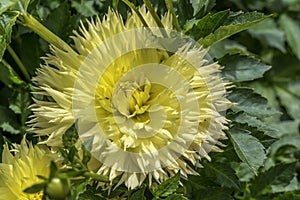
[0,0,300,199]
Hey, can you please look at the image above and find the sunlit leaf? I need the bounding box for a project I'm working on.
[198,11,270,47]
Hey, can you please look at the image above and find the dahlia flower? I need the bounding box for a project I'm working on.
[29,7,230,189]
[0,139,52,199]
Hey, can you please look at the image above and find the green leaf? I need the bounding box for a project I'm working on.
[49,161,58,179]
[153,171,180,198]
[0,1,15,14]
[177,0,193,25]
[0,61,24,88]
[269,134,300,157]
[232,162,256,182]
[0,0,30,14]
[71,0,97,17]
[81,144,91,167]
[23,183,46,194]
[229,112,278,137]
[190,188,234,200]
[130,187,146,200]
[9,88,31,134]
[279,14,300,60]
[44,1,80,43]
[198,11,270,47]
[250,162,297,196]
[271,176,299,193]
[62,125,79,149]
[209,39,248,59]
[219,54,271,82]
[248,18,286,53]
[191,0,207,15]
[275,85,300,119]
[228,126,266,174]
[203,162,241,189]
[184,10,230,40]
[227,88,280,118]
[273,192,300,200]
[0,105,20,134]
[16,33,42,76]
[165,194,189,200]
[0,11,19,60]
[271,120,300,137]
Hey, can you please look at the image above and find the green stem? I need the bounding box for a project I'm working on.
[83,172,110,183]
[121,0,149,28]
[7,45,30,81]
[18,13,72,52]
[164,0,180,31]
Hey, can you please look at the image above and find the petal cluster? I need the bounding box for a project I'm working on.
[29,7,230,189]
[0,139,52,199]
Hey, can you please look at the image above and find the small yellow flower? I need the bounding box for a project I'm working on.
[0,139,52,200]
[29,6,231,189]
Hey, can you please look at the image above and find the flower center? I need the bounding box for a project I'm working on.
[112,80,151,118]
[28,191,43,200]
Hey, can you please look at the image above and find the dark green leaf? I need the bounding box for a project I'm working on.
[23,183,46,194]
[191,0,207,16]
[0,11,19,60]
[271,120,300,136]
[228,88,280,118]
[190,187,234,200]
[219,54,271,82]
[153,171,180,198]
[275,86,300,119]
[184,10,230,40]
[232,162,256,182]
[71,0,97,17]
[9,88,31,134]
[203,162,241,189]
[0,105,20,134]
[279,14,300,60]
[269,135,300,157]
[273,192,300,200]
[81,144,91,167]
[177,0,193,25]
[44,2,80,43]
[228,126,266,174]
[0,61,24,88]
[16,33,42,76]
[130,187,146,200]
[198,11,270,47]
[68,146,78,162]
[63,125,79,149]
[73,180,92,200]
[209,39,249,59]
[229,112,278,136]
[49,161,58,179]
[250,162,297,196]
[0,1,15,14]
[165,194,188,200]
[0,0,30,14]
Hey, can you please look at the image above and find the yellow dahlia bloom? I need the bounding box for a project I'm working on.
[0,139,52,199]
[29,7,230,189]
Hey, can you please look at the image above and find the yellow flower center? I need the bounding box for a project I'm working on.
[30,192,43,200]
[94,50,184,152]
